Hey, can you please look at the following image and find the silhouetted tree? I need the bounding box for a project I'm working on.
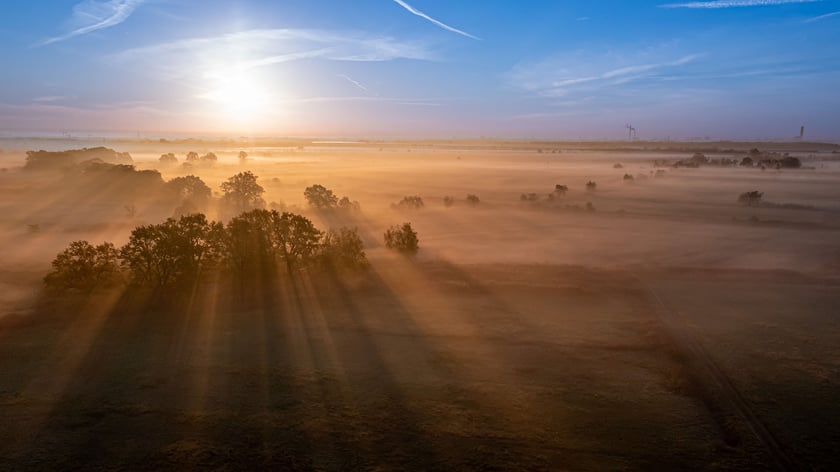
[44,241,121,293]
[200,152,218,165]
[238,151,248,164]
[338,196,361,211]
[120,214,224,288]
[272,212,322,267]
[186,151,199,162]
[304,184,338,209]
[159,153,177,164]
[466,194,480,205]
[224,209,276,275]
[443,196,455,207]
[623,174,634,182]
[320,227,367,270]
[740,156,754,167]
[554,185,568,195]
[395,196,424,209]
[221,171,265,213]
[586,181,597,191]
[166,175,212,204]
[384,222,419,255]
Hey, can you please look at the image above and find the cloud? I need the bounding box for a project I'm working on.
[32,96,65,103]
[338,74,369,93]
[661,0,821,8]
[391,0,480,40]
[804,10,840,22]
[513,52,704,98]
[114,29,433,75]
[35,0,143,46]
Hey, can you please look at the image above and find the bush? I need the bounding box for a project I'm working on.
[44,241,122,293]
[586,181,597,191]
[465,194,480,205]
[384,223,419,255]
[623,174,634,181]
[554,185,568,195]
[443,196,455,207]
[737,191,764,206]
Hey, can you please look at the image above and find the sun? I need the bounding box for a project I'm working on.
[201,73,274,124]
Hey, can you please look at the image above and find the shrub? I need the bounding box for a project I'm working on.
[623,174,634,182]
[737,191,764,206]
[384,223,419,255]
[586,181,597,191]
[465,194,480,205]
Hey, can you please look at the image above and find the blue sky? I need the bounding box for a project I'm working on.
[0,0,838,139]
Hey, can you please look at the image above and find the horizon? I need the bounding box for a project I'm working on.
[1,0,839,140]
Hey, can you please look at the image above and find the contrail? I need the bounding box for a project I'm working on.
[804,10,840,22]
[391,0,480,40]
[661,0,820,8]
[338,74,369,92]
[35,0,143,46]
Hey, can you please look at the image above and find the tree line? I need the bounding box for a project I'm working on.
[44,211,370,294]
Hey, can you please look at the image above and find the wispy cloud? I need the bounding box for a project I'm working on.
[661,0,821,8]
[35,0,143,46]
[338,74,369,93]
[804,10,840,22]
[391,0,480,40]
[513,52,705,98]
[114,29,432,73]
[32,96,65,103]
[576,17,591,21]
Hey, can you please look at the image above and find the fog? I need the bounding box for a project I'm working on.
[2,139,840,469]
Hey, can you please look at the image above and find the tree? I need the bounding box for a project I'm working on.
[740,157,754,167]
[738,191,763,206]
[44,241,121,293]
[304,184,338,209]
[320,227,367,270]
[338,196,361,211]
[224,209,276,274]
[166,175,212,204]
[465,194,480,205]
[120,214,224,288]
[159,153,177,164]
[384,222,419,255]
[623,174,634,182]
[200,152,218,165]
[272,212,322,267]
[395,196,424,209]
[586,181,597,191]
[221,171,266,213]
[186,151,199,162]
[443,196,455,207]
[238,151,248,164]
[554,185,568,195]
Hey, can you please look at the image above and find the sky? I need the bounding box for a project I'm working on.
[0,0,838,140]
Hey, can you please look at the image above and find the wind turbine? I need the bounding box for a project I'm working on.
[625,124,636,141]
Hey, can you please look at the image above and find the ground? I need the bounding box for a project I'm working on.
[1,140,839,470]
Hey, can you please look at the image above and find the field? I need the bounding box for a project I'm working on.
[1,140,839,470]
